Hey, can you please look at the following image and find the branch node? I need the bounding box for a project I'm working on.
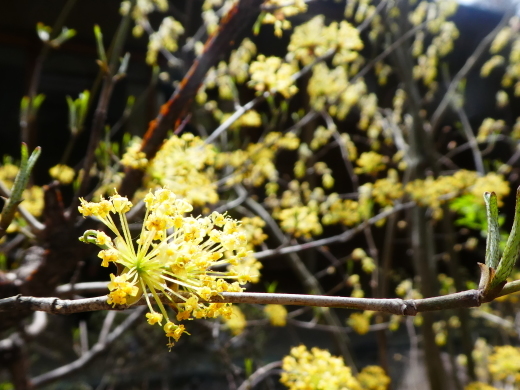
[401,299,417,316]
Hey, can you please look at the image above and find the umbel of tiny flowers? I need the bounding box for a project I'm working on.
[78,188,254,348]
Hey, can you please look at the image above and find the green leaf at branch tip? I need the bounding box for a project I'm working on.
[253,12,266,35]
[484,191,500,269]
[32,94,46,112]
[93,25,107,65]
[492,185,520,289]
[0,144,41,238]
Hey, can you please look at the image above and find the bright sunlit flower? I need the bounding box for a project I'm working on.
[78,188,257,347]
[280,345,361,390]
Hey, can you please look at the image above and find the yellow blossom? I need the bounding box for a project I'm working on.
[488,345,520,382]
[355,152,387,175]
[146,133,219,206]
[121,136,148,169]
[222,305,247,335]
[262,0,307,37]
[78,188,256,347]
[356,366,391,390]
[348,312,371,335]
[264,304,287,326]
[280,345,361,390]
[146,16,184,65]
[248,55,298,98]
[49,164,75,184]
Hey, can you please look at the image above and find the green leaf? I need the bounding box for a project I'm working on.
[0,144,41,237]
[93,25,107,64]
[492,186,520,288]
[484,192,500,269]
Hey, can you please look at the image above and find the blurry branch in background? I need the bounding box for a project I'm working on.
[69,2,135,214]
[429,8,514,132]
[118,0,264,199]
[29,307,145,389]
[21,0,78,152]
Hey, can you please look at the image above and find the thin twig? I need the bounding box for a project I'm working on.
[237,361,282,390]
[254,202,414,260]
[429,10,514,132]
[30,307,145,388]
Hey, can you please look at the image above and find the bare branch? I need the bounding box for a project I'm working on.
[237,361,282,390]
[254,201,415,260]
[30,307,145,388]
[429,10,514,132]
[0,286,512,317]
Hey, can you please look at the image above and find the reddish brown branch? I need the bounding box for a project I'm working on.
[118,0,264,198]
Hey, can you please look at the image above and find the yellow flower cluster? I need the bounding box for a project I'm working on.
[264,304,288,326]
[248,55,298,98]
[198,38,258,103]
[491,26,513,54]
[411,1,459,86]
[501,34,520,95]
[488,346,520,383]
[347,274,365,298]
[49,164,75,185]
[228,38,257,84]
[222,305,247,335]
[372,170,404,206]
[270,180,327,238]
[288,15,363,66]
[356,366,391,390]
[355,152,387,175]
[406,171,510,219]
[477,118,506,142]
[262,0,308,37]
[217,110,262,129]
[219,132,300,187]
[78,188,257,348]
[146,16,184,65]
[307,63,368,119]
[201,0,235,34]
[348,312,371,335]
[281,346,391,390]
[121,136,148,169]
[395,279,423,300]
[120,0,168,37]
[281,345,361,390]
[146,133,219,206]
[481,55,505,78]
[238,216,268,248]
[320,194,363,227]
[278,206,322,239]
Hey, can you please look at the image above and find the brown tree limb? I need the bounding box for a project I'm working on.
[118,0,264,199]
[3,280,520,317]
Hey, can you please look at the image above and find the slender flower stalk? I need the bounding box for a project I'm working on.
[78,188,255,348]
